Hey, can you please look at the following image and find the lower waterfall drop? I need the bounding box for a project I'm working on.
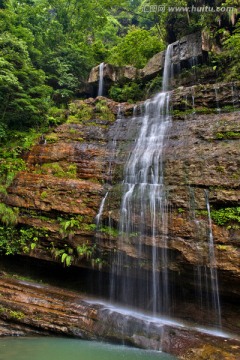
[110,44,173,315]
[204,190,222,327]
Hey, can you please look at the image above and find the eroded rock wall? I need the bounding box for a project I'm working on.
[0,276,239,359]
[1,82,240,311]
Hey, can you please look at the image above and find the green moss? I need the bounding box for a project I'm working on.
[215,165,225,173]
[222,105,240,113]
[66,115,79,124]
[216,131,240,140]
[37,162,77,179]
[195,107,214,115]
[172,109,195,117]
[69,128,78,134]
[47,107,66,126]
[197,207,240,228]
[99,226,119,237]
[216,245,228,251]
[45,133,59,143]
[68,101,93,122]
[95,99,115,121]
[9,310,25,320]
[82,223,97,231]
[0,203,19,226]
[0,306,25,320]
[40,191,48,199]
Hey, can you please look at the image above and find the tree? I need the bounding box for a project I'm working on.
[108,26,163,68]
[0,33,51,130]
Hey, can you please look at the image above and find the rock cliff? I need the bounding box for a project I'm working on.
[0,276,239,359]
[87,32,209,96]
[1,82,239,331]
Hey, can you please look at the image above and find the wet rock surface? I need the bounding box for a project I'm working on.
[88,32,207,93]
[0,277,239,359]
[0,81,239,334]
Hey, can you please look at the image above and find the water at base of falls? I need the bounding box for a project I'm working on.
[0,337,176,360]
[110,45,173,315]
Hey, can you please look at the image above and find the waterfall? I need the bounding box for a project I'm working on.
[214,86,221,113]
[95,192,109,227]
[98,62,104,96]
[231,82,239,109]
[191,86,196,114]
[204,190,222,327]
[110,44,173,314]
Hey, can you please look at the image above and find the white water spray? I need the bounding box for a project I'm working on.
[98,62,104,96]
[111,44,173,314]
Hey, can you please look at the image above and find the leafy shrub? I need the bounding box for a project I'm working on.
[109,82,144,102]
[68,101,93,122]
[107,27,163,68]
[95,99,115,121]
[0,203,19,225]
[210,207,240,227]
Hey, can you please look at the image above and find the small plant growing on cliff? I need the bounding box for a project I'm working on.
[216,131,240,140]
[51,243,74,267]
[109,82,143,103]
[98,226,119,237]
[68,101,93,122]
[58,216,82,239]
[77,242,95,259]
[19,227,41,253]
[37,162,77,179]
[95,100,115,121]
[45,133,59,143]
[210,207,240,227]
[40,191,48,199]
[197,207,240,229]
[0,306,25,320]
[0,203,19,226]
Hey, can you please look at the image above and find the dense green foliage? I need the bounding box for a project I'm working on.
[107,27,163,68]
[197,207,240,229]
[0,0,238,135]
[0,0,239,261]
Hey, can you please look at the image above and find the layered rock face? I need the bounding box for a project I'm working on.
[88,32,208,95]
[0,276,239,359]
[1,82,240,327]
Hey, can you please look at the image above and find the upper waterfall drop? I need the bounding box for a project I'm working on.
[97,62,104,96]
[110,44,174,315]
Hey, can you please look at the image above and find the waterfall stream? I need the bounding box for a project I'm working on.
[95,192,109,227]
[204,190,222,327]
[110,44,173,314]
[214,86,221,113]
[98,62,104,96]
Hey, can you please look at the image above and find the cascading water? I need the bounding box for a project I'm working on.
[191,86,196,114]
[110,45,173,315]
[231,82,239,109]
[95,192,109,227]
[214,86,221,113]
[98,62,104,96]
[189,187,222,327]
[204,190,222,327]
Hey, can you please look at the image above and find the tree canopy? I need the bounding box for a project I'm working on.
[0,0,239,134]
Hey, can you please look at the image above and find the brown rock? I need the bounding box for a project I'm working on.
[0,277,239,360]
